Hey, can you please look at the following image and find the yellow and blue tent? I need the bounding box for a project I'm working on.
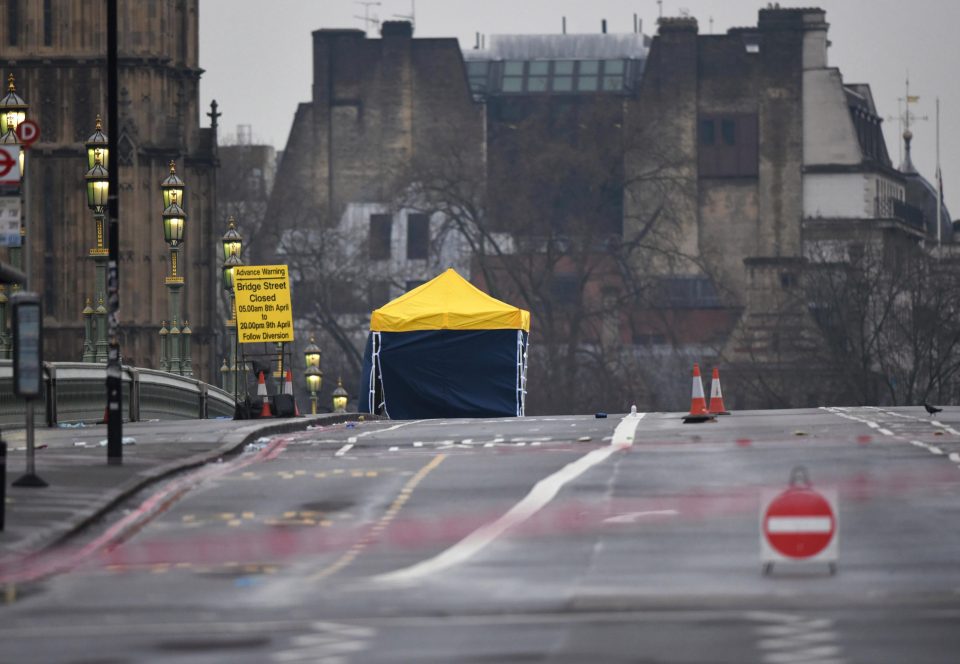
[360,268,530,418]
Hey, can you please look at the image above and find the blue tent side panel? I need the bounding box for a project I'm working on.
[359,333,373,413]
[379,329,519,419]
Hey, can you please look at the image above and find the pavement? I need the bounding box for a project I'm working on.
[0,413,359,567]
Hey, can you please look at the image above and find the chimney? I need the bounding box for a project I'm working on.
[562,16,567,34]
[602,19,607,34]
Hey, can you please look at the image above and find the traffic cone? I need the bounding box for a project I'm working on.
[708,367,731,415]
[283,368,300,416]
[683,363,715,423]
[257,371,272,418]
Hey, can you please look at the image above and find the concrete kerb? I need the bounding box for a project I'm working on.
[9,413,377,560]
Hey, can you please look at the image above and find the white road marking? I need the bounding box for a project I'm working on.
[373,413,645,583]
[950,453,960,464]
[602,509,678,524]
[388,446,399,452]
[877,428,894,436]
[334,444,353,457]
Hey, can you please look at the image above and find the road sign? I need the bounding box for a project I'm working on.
[233,265,294,344]
[0,145,20,184]
[16,120,39,147]
[0,197,21,246]
[760,467,837,573]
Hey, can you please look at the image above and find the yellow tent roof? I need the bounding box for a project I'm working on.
[370,268,531,332]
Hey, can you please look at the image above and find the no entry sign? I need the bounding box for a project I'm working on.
[760,467,837,574]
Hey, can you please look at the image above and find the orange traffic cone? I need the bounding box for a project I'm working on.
[257,371,272,418]
[683,363,715,423]
[283,368,300,416]
[708,367,730,415]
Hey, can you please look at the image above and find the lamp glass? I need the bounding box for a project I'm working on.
[163,205,186,244]
[306,371,321,392]
[86,144,109,170]
[222,264,234,291]
[2,110,25,135]
[222,239,242,262]
[333,394,348,412]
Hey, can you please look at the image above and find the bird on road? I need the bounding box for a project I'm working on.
[924,403,943,415]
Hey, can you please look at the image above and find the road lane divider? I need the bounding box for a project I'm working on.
[372,412,645,584]
[309,454,446,582]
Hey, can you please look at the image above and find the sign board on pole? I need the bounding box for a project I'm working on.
[15,119,40,147]
[760,467,838,574]
[233,265,294,344]
[0,197,21,247]
[0,145,21,185]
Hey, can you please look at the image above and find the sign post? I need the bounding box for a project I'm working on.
[233,265,294,344]
[760,466,837,575]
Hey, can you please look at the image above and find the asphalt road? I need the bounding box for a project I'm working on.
[2,406,959,663]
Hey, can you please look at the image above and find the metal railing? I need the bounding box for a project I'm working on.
[0,361,235,428]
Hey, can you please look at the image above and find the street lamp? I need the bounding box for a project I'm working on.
[84,144,109,363]
[304,336,321,370]
[0,73,28,136]
[0,73,28,359]
[221,216,242,261]
[85,114,108,170]
[305,365,322,415]
[304,336,322,414]
[332,378,348,413]
[160,161,189,376]
[222,247,244,399]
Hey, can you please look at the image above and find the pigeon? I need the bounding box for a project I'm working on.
[924,403,942,415]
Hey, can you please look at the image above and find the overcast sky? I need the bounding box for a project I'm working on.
[199,0,960,215]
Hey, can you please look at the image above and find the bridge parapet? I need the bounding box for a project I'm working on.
[0,361,234,428]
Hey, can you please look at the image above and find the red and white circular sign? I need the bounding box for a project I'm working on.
[763,487,835,559]
[16,119,39,147]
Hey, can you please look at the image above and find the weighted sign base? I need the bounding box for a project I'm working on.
[762,561,837,576]
[12,472,48,488]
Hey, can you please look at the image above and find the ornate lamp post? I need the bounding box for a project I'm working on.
[221,219,244,398]
[84,116,109,361]
[0,73,28,358]
[332,378,348,413]
[305,366,322,415]
[160,161,187,375]
[304,336,322,415]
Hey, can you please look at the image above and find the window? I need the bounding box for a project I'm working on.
[369,214,392,260]
[721,119,736,145]
[577,60,599,91]
[502,61,524,92]
[602,59,624,91]
[8,0,19,46]
[698,114,758,178]
[552,60,574,92]
[466,61,490,94]
[700,119,715,146]
[406,213,429,260]
[527,61,549,92]
[656,276,720,308]
[43,0,53,46]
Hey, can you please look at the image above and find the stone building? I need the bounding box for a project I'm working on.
[268,8,952,411]
[0,0,220,380]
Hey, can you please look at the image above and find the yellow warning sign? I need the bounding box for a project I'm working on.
[233,265,294,343]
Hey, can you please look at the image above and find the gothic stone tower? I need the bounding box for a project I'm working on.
[0,0,219,380]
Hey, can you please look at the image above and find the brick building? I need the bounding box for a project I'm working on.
[1,0,220,380]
